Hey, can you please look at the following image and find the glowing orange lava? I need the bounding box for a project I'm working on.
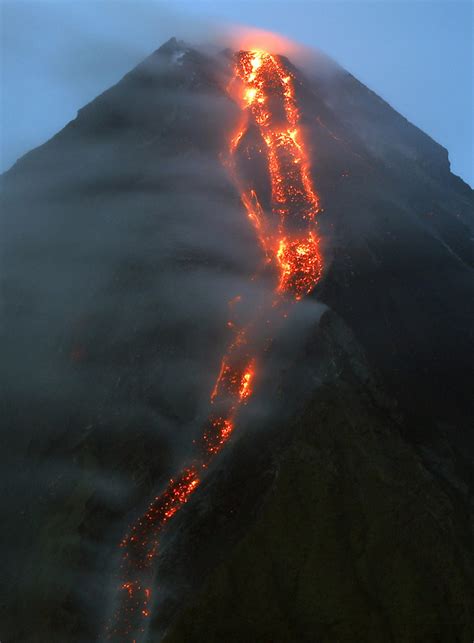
[232,49,322,298]
[107,47,323,641]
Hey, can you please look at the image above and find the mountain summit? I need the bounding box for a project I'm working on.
[2,38,473,642]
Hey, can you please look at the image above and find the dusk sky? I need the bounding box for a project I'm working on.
[1,0,472,185]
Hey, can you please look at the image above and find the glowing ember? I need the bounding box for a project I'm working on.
[239,362,255,401]
[276,233,322,299]
[107,46,323,641]
[201,416,235,455]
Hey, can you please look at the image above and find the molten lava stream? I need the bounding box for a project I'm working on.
[106,48,323,641]
[231,49,323,299]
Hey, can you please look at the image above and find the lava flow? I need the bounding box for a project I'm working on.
[106,48,323,641]
[231,48,322,299]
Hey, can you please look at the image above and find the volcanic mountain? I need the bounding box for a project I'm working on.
[1,37,474,642]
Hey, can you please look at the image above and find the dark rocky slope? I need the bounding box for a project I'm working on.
[164,314,474,642]
[1,38,473,641]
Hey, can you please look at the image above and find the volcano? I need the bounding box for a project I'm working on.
[1,37,474,642]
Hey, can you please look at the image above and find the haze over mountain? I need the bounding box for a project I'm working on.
[1,37,473,642]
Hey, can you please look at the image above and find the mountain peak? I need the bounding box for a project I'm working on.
[156,36,188,55]
[2,36,473,643]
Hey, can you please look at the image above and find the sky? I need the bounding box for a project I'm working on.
[1,0,472,185]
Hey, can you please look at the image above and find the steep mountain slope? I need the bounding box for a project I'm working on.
[164,312,474,643]
[1,37,473,642]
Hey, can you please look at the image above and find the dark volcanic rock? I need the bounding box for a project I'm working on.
[164,312,474,642]
[1,37,473,642]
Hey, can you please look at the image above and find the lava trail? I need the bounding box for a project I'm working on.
[106,48,323,641]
